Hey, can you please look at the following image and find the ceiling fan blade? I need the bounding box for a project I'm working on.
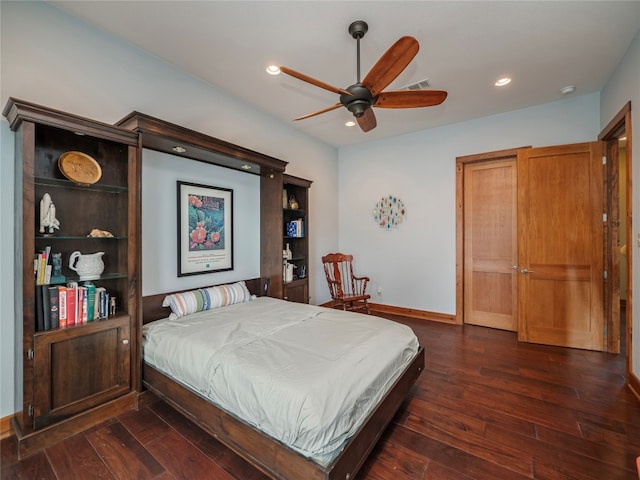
[357,108,377,132]
[362,36,419,97]
[280,67,352,96]
[375,90,448,108]
[293,103,342,121]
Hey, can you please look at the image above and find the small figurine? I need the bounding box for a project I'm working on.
[50,252,66,283]
[288,195,299,210]
[39,193,60,234]
[109,297,117,316]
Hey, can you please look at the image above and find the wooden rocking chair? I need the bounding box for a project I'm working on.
[321,253,371,314]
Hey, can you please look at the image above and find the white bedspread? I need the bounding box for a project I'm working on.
[142,297,419,466]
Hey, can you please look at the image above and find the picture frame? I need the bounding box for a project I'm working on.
[177,181,233,276]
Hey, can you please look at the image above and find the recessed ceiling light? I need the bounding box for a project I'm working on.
[172,146,186,153]
[345,120,356,127]
[560,85,576,95]
[495,77,512,87]
[266,65,281,75]
[240,164,252,170]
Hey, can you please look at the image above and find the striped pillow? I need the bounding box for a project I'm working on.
[162,281,251,319]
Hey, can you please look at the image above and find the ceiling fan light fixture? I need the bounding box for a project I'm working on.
[345,120,356,127]
[347,99,371,117]
[495,77,512,87]
[279,20,447,132]
[266,65,281,75]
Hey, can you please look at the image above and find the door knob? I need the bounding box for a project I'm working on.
[520,268,535,274]
[512,265,518,270]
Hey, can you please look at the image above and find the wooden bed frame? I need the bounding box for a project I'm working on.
[141,279,425,480]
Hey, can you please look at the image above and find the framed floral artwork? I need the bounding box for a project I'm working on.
[177,181,233,276]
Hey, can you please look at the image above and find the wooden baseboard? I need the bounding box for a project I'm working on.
[1,413,15,440]
[136,389,159,409]
[368,303,457,324]
[319,301,456,324]
[629,370,640,402]
[13,392,137,459]
[1,391,154,445]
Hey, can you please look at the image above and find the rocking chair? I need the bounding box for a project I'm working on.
[321,253,371,314]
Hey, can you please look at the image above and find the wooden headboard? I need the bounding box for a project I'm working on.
[142,277,264,324]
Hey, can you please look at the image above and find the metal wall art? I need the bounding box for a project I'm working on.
[373,195,406,230]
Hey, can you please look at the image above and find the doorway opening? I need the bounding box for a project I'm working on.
[599,102,633,378]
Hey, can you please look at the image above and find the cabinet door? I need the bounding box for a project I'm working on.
[284,279,309,304]
[32,316,131,429]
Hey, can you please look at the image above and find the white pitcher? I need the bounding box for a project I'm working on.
[69,251,105,280]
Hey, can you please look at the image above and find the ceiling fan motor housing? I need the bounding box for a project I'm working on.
[348,20,368,39]
[340,83,376,117]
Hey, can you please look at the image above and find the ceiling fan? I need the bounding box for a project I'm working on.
[280,20,448,133]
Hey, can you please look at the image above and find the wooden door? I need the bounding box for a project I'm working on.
[517,142,605,350]
[464,159,518,330]
[33,316,131,429]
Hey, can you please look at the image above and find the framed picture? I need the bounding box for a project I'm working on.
[177,181,233,276]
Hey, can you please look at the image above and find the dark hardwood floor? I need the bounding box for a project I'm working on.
[2,313,638,479]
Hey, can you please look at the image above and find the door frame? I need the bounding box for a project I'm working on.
[598,102,634,378]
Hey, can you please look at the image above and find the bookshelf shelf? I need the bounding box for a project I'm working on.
[33,313,130,339]
[35,236,128,240]
[34,176,128,193]
[44,272,129,286]
[4,97,140,456]
[282,174,312,304]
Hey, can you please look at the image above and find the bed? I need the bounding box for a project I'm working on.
[141,279,424,480]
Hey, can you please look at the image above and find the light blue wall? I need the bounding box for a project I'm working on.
[141,150,261,296]
[338,94,600,314]
[1,0,637,419]
[0,1,339,418]
[0,114,18,421]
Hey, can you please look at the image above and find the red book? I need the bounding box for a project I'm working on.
[66,285,77,326]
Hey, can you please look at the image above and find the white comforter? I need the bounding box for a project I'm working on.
[142,297,419,466]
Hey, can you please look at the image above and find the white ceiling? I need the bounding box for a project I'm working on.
[50,1,640,148]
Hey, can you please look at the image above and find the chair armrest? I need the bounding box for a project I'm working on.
[352,275,370,282]
[351,276,369,295]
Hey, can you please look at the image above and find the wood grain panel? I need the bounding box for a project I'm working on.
[145,428,236,480]
[464,159,517,331]
[86,422,165,479]
[518,142,605,350]
[46,431,115,480]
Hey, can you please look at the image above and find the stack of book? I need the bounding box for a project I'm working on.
[34,246,52,285]
[285,218,304,238]
[35,282,111,332]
